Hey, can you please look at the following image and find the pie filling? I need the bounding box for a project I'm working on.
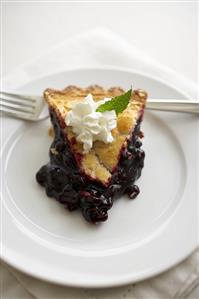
[36,109,145,223]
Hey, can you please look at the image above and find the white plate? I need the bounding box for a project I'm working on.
[1,67,198,287]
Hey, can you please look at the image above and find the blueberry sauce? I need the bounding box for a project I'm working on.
[36,110,145,223]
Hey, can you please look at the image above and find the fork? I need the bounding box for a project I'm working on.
[0,91,199,121]
[0,91,48,121]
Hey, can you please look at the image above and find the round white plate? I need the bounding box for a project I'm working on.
[1,67,198,287]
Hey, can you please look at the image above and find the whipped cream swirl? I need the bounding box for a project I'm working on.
[65,94,117,153]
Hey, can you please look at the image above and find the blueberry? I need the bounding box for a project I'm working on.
[82,207,108,223]
[135,139,142,148]
[36,166,47,186]
[125,185,140,199]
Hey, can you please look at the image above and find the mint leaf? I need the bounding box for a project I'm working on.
[96,89,132,115]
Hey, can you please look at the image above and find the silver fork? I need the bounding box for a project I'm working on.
[0,91,199,121]
[0,91,49,121]
[146,99,199,114]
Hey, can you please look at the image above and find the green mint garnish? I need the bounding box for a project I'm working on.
[96,89,132,115]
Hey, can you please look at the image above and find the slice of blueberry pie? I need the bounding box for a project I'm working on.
[36,85,147,223]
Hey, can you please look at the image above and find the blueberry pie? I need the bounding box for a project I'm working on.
[36,85,147,223]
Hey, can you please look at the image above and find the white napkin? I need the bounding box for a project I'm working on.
[3,27,197,99]
[2,28,199,299]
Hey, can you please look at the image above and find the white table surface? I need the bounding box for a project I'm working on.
[2,1,198,83]
[1,2,198,299]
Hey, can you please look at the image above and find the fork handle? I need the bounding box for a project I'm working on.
[146,100,199,114]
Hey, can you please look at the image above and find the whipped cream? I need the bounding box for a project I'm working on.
[65,94,117,153]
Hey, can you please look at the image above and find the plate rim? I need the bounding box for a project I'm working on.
[5,64,195,100]
[1,245,197,288]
